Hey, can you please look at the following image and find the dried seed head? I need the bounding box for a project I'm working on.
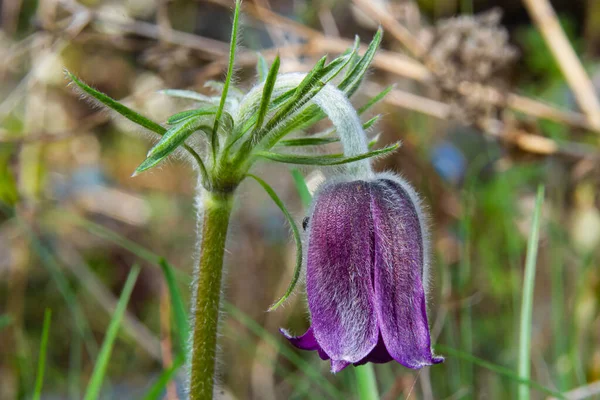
[425,8,519,125]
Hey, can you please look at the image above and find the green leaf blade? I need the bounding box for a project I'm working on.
[135,116,211,175]
[290,169,312,209]
[362,115,380,131]
[142,357,184,400]
[33,309,52,400]
[158,89,212,103]
[339,28,383,97]
[159,259,189,355]
[257,142,400,166]
[254,55,281,134]
[358,85,394,115]
[278,137,340,147]
[260,58,327,136]
[246,174,303,311]
[67,71,207,177]
[66,71,166,135]
[437,344,564,399]
[167,108,216,125]
[319,52,353,83]
[83,266,141,400]
[256,54,269,82]
[518,185,545,400]
[212,0,242,155]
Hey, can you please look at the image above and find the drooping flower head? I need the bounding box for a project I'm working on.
[282,173,443,372]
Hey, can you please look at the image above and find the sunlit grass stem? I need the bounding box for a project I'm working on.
[354,364,379,400]
[33,309,51,400]
[518,185,545,400]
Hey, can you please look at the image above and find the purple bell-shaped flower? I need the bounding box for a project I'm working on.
[281,173,443,373]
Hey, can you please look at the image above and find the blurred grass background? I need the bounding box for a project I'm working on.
[1,0,600,399]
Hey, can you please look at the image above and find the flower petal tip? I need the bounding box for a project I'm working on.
[279,328,292,339]
[432,355,444,364]
[279,327,318,351]
[330,360,350,373]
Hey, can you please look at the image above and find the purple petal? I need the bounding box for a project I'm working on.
[370,178,443,369]
[354,334,393,366]
[280,327,329,360]
[306,180,379,364]
[331,360,351,373]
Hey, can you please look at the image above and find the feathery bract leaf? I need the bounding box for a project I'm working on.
[256,142,400,165]
[247,174,303,311]
[66,70,166,135]
[256,54,269,82]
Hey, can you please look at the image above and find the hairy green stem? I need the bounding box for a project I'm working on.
[189,191,234,400]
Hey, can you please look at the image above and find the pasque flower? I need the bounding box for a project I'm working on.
[282,174,443,372]
[66,1,437,392]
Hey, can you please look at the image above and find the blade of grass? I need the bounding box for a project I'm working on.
[159,259,189,354]
[518,185,545,400]
[459,189,474,391]
[68,327,83,400]
[21,221,99,360]
[549,222,569,390]
[32,309,52,400]
[222,324,312,398]
[142,356,184,400]
[437,344,563,398]
[57,210,190,284]
[83,266,141,400]
[55,212,186,396]
[59,212,159,264]
[61,212,339,396]
[225,303,344,399]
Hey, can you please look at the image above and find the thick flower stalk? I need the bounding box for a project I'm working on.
[281,174,444,372]
[65,1,442,398]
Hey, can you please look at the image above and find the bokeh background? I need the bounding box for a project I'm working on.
[1,0,600,399]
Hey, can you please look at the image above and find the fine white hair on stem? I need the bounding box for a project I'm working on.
[313,80,373,179]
